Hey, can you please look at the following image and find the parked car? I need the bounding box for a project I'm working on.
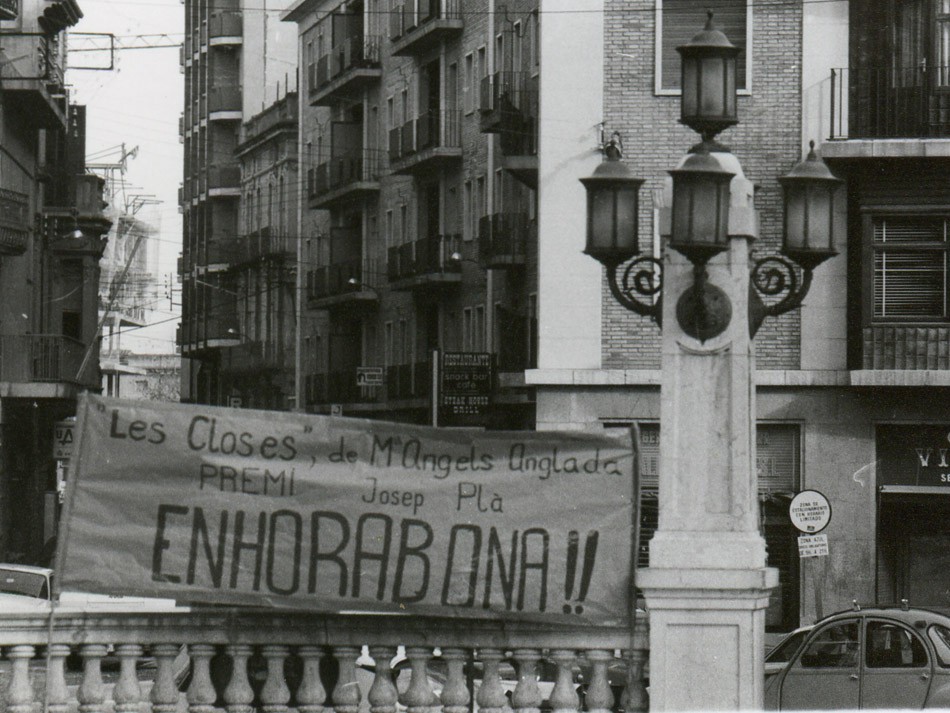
[764,626,813,676]
[764,605,950,710]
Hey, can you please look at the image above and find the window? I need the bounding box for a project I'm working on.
[463,180,473,241]
[386,209,394,248]
[385,321,393,366]
[799,621,859,669]
[871,216,949,320]
[474,304,485,351]
[866,622,927,668]
[656,0,750,93]
[939,0,950,86]
[513,21,523,70]
[463,53,474,113]
[463,307,473,351]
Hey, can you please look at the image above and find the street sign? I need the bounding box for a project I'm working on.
[789,489,832,534]
[798,534,829,558]
[53,419,75,461]
[356,366,383,386]
[439,351,493,424]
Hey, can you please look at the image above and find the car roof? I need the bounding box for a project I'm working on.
[0,563,53,576]
[816,606,950,628]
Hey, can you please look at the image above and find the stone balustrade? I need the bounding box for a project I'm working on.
[0,609,649,713]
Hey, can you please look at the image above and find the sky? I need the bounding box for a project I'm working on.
[69,0,185,354]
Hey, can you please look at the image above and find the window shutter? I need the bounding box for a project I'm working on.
[661,0,747,90]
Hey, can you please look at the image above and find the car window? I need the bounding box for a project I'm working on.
[799,621,859,669]
[766,630,808,664]
[866,621,927,668]
[929,625,950,667]
[0,568,48,598]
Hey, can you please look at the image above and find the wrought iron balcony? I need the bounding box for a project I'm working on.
[388,234,462,291]
[309,35,382,106]
[308,149,385,209]
[829,66,950,140]
[478,212,531,269]
[230,227,295,266]
[306,258,379,311]
[389,110,462,176]
[0,334,99,391]
[390,0,462,56]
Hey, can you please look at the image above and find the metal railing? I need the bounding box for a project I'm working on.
[308,258,377,301]
[478,212,530,265]
[390,111,462,160]
[387,234,462,281]
[829,66,950,139]
[310,149,386,199]
[0,334,97,388]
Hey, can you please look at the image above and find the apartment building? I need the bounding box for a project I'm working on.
[0,0,112,562]
[179,0,298,407]
[284,0,539,428]
[533,0,950,632]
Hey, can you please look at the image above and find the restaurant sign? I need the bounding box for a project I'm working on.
[56,395,637,625]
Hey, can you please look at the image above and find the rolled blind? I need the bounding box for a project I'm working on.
[873,216,948,319]
[661,0,748,90]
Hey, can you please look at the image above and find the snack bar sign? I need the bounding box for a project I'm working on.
[56,395,637,625]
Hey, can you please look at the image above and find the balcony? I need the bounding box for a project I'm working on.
[206,163,241,198]
[308,149,385,209]
[828,66,950,142]
[306,258,379,311]
[222,340,292,373]
[202,240,241,270]
[478,212,530,268]
[386,361,431,400]
[0,33,68,130]
[208,86,242,121]
[480,73,540,189]
[0,188,30,256]
[231,226,295,266]
[200,315,241,350]
[309,35,382,106]
[208,10,242,47]
[861,325,950,370]
[390,0,462,57]
[389,110,462,176]
[388,234,462,291]
[0,334,99,392]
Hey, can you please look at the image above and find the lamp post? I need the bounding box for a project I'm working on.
[579,12,841,710]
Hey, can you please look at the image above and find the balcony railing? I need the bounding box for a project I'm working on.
[0,334,98,389]
[0,609,648,713]
[223,339,292,372]
[208,10,242,45]
[478,212,530,268]
[326,366,381,404]
[310,36,382,105]
[480,71,538,133]
[388,234,462,289]
[390,0,462,56]
[308,149,385,208]
[208,86,241,116]
[0,188,30,256]
[861,324,950,369]
[307,258,379,309]
[390,111,462,175]
[233,226,294,265]
[0,33,68,129]
[829,66,950,139]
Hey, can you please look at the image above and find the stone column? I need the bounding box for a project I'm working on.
[637,150,778,711]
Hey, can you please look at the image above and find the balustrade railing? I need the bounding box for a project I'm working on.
[0,610,649,713]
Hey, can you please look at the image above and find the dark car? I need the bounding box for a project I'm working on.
[764,604,950,710]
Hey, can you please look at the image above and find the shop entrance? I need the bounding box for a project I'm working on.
[878,494,950,609]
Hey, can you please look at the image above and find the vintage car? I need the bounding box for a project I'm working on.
[765,604,950,710]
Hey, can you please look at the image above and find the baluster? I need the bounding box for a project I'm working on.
[114,644,145,713]
[475,648,508,713]
[367,646,398,713]
[78,644,108,713]
[439,648,469,713]
[295,646,327,713]
[151,644,184,713]
[548,650,579,713]
[512,649,542,713]
[619,650,648,713]
[403,647,438,713]
[330,646,362,713]
[4,644,36,713]
[581,651,612,713]
[187,644,218,713]
[45,644,71,713]
[224,644,255,713]
[261,645,291,713]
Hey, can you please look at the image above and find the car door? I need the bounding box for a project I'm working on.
[860,618,932,709]
[779,619,861,710]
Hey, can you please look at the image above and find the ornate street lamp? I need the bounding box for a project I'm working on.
[579,14,841,341]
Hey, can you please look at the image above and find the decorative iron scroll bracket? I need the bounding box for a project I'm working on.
[605,256,663,326]
[748,255,814,337]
